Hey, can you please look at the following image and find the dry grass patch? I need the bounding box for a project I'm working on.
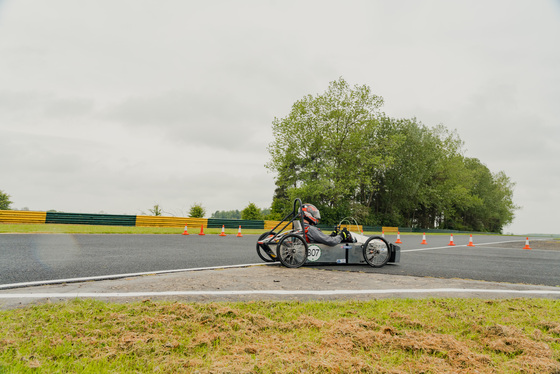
[0,298,559,373]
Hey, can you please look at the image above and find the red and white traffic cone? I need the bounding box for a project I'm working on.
[395,231,402,244]
[236,225,243,237]
[467,234,475,247]
[523,237,532,250]
[448,233,455,246]
[182,224,189,235]
[219,225,227,237]
[420,233,427,245]
[382,230,385,239]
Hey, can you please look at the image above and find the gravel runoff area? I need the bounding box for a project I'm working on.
[1,255,560,310]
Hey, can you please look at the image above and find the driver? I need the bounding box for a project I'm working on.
[301,203,354,246]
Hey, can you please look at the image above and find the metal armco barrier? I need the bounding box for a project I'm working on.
[0,210,499,235]
[0,210,47,224]
[45,212,136,226]
[207,218,264,229]
[136,216,207,228]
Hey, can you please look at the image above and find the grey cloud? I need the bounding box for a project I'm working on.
[1,131,103,176]
[0,91,50,116]
[102,90,272,150]
[44,98,95,118]
[0,90,95,120]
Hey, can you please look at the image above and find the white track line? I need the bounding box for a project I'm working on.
[1,288,560,299]
[401,239,537,253]
[0,263,268,290]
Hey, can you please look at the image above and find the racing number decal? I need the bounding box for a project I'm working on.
[307,245,321,262]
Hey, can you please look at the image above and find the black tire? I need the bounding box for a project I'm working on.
[363,236,391,268]
[256,231,277,262]
[277,234,308,268]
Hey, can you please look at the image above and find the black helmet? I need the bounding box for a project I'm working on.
[302,204,321,225]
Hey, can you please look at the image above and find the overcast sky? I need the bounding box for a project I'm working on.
[1,0,558,235]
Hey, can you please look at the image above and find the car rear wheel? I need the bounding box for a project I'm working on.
[363,236,391,268]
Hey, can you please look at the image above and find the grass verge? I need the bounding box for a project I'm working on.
[0,224,266,235]
[0,223,499,236]
[1,298,559,373]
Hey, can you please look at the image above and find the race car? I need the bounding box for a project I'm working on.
[256,198,400,268]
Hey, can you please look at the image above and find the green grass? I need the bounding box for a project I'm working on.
[1,298,559,373]
[0,223,495,236]
[0,223,267,235]
[0,223,387,236]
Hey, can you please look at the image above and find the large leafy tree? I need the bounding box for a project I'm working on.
[369,119,517,231]
[267,78,398,223]
[451,159,517,232]
[267,79,517,232]
[373,119,472,228]
[0,190,13,210]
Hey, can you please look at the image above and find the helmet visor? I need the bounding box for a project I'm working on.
[314,210,321,220]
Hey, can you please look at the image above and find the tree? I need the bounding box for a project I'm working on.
[0,190,13,210]
[452,159,518,232]
[149,204,163,216]
[189,203,206,218]
[266,78,518,232]
[266,77,397,223]
[268,183,291,220]
[241,202,262,220]
[372,119,470,228]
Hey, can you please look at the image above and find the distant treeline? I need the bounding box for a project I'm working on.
[211,207,271,221]
[211,209,242,219]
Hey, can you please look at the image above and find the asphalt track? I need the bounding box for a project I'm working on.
[0,233,558,288]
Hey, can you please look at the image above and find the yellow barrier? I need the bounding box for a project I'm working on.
[264,220,282,230]
[136,216,208,228]
[341,224,363,232]
[382,226,399,233]
[0,210,47,224]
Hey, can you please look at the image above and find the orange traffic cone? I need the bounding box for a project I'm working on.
[420,233,427,245]
[523,237,532,250]
[182,224,189,235]
[219,225,227,237]
[236,225,243,237]
[395,231,402,244]
[382,230,385,239]
[199,225,205,236]
[467,234,475,247]
[448,233,455,246]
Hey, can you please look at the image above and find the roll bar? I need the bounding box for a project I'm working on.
[266,198,306,241]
